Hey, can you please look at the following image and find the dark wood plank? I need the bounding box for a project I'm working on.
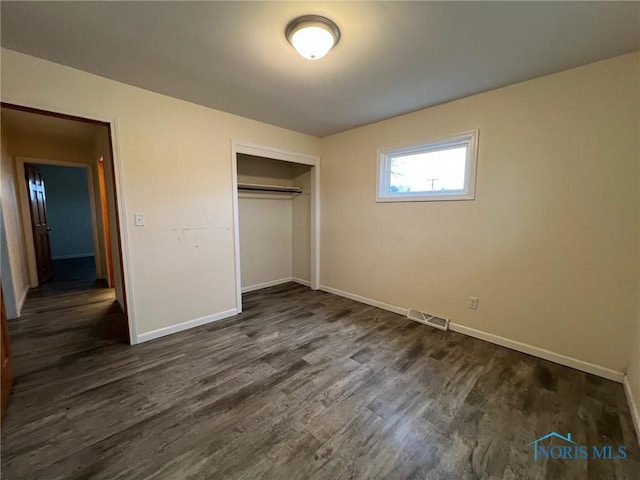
[1,267,638,479]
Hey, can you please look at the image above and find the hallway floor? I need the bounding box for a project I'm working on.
[5,257,128,382]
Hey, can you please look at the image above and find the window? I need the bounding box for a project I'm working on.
[377,130,478,202]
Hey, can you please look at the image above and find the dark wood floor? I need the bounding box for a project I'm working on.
[2,268,638,479]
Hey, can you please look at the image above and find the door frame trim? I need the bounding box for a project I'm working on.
[1,101,137,344]
[230,140,320,314]
[17,158,103,287]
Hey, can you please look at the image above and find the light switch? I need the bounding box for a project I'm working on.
[134,213,145,226]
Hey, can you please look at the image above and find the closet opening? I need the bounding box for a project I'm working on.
[231,141,320,313]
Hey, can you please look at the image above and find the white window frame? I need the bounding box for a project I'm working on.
[376,129,479,202]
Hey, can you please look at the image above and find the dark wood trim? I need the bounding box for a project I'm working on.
[1,102,109,127]
[24,163,54,285]
[0,284,14,416]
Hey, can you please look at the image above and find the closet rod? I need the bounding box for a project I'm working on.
[237,183,303,194]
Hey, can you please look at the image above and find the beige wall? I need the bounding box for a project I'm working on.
[0,129,30,317]
[0,48,320,338]
[627,139,640,439]
[320,52,640,373]
[238,196,292,289]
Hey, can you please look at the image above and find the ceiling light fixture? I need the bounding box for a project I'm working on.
[285,15,340,60]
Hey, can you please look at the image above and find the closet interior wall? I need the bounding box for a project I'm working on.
[236,154,311,292]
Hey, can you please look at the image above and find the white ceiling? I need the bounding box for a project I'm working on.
[1,2,638,137]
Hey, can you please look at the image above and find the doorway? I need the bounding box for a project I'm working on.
[23,162,99,285]
[0,103,133,343]
[231,141,320,313]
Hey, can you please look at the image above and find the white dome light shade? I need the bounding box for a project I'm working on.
[286,15,340,60]
[291,26,335,60]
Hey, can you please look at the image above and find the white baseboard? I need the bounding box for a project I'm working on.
[292,277,311,287]
[448,323,624,383]
[319,284,625,383]
[136,308,238,343]
[320,285,408,316]
[623,375,640,447]
[52,253,95,260]
[242,277,292,293]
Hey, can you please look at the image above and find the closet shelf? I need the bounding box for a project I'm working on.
[237,183,302,194]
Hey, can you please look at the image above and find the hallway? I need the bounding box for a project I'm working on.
[6,257,128,378]
[1,257,130,477]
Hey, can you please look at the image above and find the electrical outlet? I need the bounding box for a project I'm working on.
[134,213,145,226]
[468,296,478,310]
